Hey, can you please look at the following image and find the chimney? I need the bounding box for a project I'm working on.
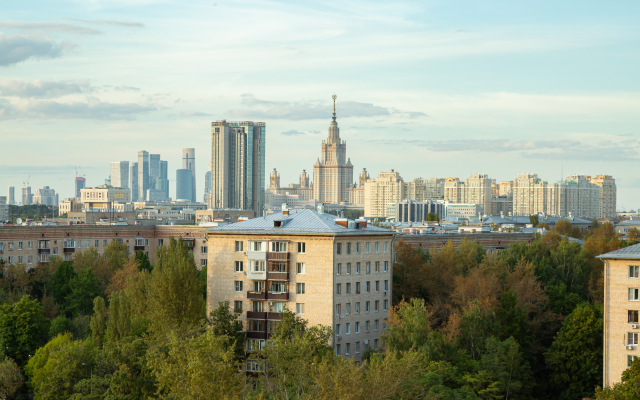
[335,218,348,228]
[281,203,289,215]
[355,218,367,228]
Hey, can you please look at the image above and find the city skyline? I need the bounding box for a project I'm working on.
[1,1,639,208]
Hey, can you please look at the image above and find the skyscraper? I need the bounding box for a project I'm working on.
[21,186,32,205]
[176,169,194,201]
[149,154,160,189]
[204,161,212,204]
[157,160,170,199]
[7,187,14,205]
[110,161,130,188]
[313,95,354,204]
[33,186,59,205]
[138,151,149,201]
[182,148,196,202]
[131,162,139,202]
[210,120,265,214]
[75,177,86,199]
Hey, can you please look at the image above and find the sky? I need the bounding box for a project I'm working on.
[1,0,639,209]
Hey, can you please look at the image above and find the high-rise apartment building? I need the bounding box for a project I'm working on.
[205,208,394,363]
[364,171,405,218]
[21,186,33,206]
[130,162,139,202]
[443,174,492,215]
[405,178,445,202]
[110,161,130,189]
[74,177,86,199]
[0,197,8,222]
[176,169,194,201]
[444,177,464,203]
[210,120,266,215]
[138,151,149,202]
[7,187,14,205]
[499,181,514,196]
[182,149,196,202]
[590,175,617,219]
[512,173,547,216]
[313,96,354,204]
[33,186,59,205]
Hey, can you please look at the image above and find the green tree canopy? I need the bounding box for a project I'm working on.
[0,295,50,366]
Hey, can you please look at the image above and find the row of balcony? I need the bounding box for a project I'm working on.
[247,271,290,281]
[246,312,282,339]
[247,251,290,261]
[246,291,289,301]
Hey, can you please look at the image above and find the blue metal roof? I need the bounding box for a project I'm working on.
[597,243,640,260]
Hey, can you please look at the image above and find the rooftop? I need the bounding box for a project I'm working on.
[205,208,392,236]
[596,243,640,260]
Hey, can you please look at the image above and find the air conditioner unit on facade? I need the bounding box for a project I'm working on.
[340,314,344,319]
[627,345,635,350]
[268,302,273,306]
[633,324,639,329]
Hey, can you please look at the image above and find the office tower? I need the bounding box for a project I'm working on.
[210,121,265,214]
[33,186,59,205]
[131,162,139,202]
[182,148,196,202]
[138,151,149,201]
[176,169,194,201]
[7,187,14,205]
[21,186,33,205]
[149,154,160,189]
[110,161,130,189]
[74,177,86,199]
[156,160,170,200]
[204,161,212,204]
[313,95,354,203]
[364,170,405,218]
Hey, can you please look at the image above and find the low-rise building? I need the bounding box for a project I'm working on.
[394,199,445,223]
[444,202,483,219]
[81,185,131,209]
[205,208,394,363]
[196,209,256,224]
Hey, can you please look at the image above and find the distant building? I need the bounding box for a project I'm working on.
[33,186,59,205]
[149,154,161,190]
[183,148,196,202]
[130,162,139,202]
[405,177,445,202]
[210,120,265,215]
[80,186,131,209]
[157,160,170,200]
[443,174,492,215]
[146,189,170,202]
[444,202,483,219]
[110,161,130,189]
[176,169,194,201]
[394,199,445,223]
[267,169,314,201]
[58,198,82,215]
[138,151,149,202]
[364,170,405,218]
[590,175,617,219]
[74,177,86,199]
[0,196,8,222]
[21,186,33,206]
[204,162,212,205]
[7,187,14,205]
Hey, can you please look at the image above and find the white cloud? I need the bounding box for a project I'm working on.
[0,34,75,66]
[0,99,156,120]
[0,21,101,35]
[63,18,145,28]
[0,79,91,98]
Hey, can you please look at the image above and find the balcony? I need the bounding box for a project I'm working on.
[247,270,267,281]
[268,252,289,261]
[267,271,289,281]
[247,291,267,300]
[38,241,50,250]
[246,331,268,340]
[63,240,76,249]
[247,250,267,260]
[267,292,289,301]
[246,311,282,321]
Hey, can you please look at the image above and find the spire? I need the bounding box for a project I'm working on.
[332,94,337,122]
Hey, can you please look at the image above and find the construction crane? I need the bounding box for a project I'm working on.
[23,174,30,187]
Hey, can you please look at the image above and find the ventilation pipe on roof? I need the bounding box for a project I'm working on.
[318,203,325,214]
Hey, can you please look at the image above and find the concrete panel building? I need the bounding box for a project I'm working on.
[110,161,130,189]
[205,208,393,363]
[80,186,131,209]
[364,171,405,218]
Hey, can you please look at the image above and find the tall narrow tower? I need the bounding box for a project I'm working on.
[138,151,149,201]
[182,148,196,202]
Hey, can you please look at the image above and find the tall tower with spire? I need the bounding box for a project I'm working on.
[313,95,354,203]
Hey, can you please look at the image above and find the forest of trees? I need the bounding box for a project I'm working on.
[0,223,639,399]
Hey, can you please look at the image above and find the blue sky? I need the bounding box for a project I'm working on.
[1,0,639,209]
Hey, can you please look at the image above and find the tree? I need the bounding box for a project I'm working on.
[0,295,50,366]
[105,258,140,296]
[90,297,107,348]
[134,251,152,272]
[105,291,132,343]
[49,315,71,339]
[382,298,435,353]
[545,303,603,400]
[628,228,640,243]
[392,239,428,304]
[208,301,245,361]
[50,262,77,309]
[66,269,104,317]
[103,239,130,272]
[0,352,23,400]
[529,215,539,226]
[427,212,440,222]
[594,357,640,399]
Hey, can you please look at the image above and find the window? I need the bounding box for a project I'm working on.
[356,282,361,294]
[384,242,389,253]
[366,262,371,274]
[247,339,265,351]
[254,281,265,292]
[346,263,351,275]
[337,263,342,275]
[384,261,389,272]
[296,303,305,314]
[6,256,11,264]
[252,260,265,272]
[271,282,286,293]
[365,320,370,332]
[94,240,99,248]
[104,240,108,247]
[297,242,305,253]
[28,241,32,250]
[366,242,371,253]
[235,241,243,252]
[234,281,243,292]
[346,243,351,254]
[374,339,378,349]
[336,324,341,335]
[355,341,360,353]
[375,261,380,273]
[52,247,58,255]
[64,254,70,262]
[355,322,360,333]
[346,343,351,355]
[366,301,370,313]
[336,243,342,255]
[336,284,341,295]
[375,281,379,292]
[355,302,360,314]
[630,311,639,323]
[629,332,639,345]
[630,289,639,301]
[384,299,388,310]
[346,323,351,335]
[18,256,23,263]
[234,301,242,312]
[356,243,361,254]
[297,262,305,274]
[366,281,371,293]
[200,259,208,267]
[375,300,379,312]
[253,301,264,312]
[18,242,23,250]
[375,242,380,253]
[297,283,305,294]
[235,261,244,272]
[8,243,13,251]
[356,262,361,274]
[375,319,379,331]
[346,303,351,315]
[201,246,208,253]
[78,241,82,248]
[346,283,351,295]
[145,239,150,246]
[336,304,341,315]
[384,280,389,291]
[251,241,263,251]
[631,266,640,278]
[246,360,264,372]
[28,255,33,264]
[270,242,287,252]
[273,302,285,313]
[336,344,341,356]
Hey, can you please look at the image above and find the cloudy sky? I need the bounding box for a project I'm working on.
[1,0,639,209]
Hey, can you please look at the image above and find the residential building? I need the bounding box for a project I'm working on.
[205,208,393,363]
[465,174,492,215]
[176,169,194,201]
[80,186,131,209]
[33,186,59,206]
[7,187,14,205]
[210,120,266,215]
[204,162,212,205]
[130,162,139,202]
[490,194,513,215]
[364,171,405,218]
[444,178,464,203]
[183,148,196,202]
[499,181,514,196]
[75,177,86,199]
[138,151,150,202]
[21,186,33,206]
[313,96,354,204]
[348,169,368,206]
[590,175,617,219]
[512,173,547,216]
[394,199,444,223]
[110,161,130,189]
[58,199,82,215]
[0,196,8,223]
[405,178,445,202]
[597,244,640,387]
[196,209,256,224]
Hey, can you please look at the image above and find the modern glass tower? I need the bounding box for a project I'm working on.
[182,148,196,202]
[210,120,265,215]
[138,151,149,201]
[130,162,139,201]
